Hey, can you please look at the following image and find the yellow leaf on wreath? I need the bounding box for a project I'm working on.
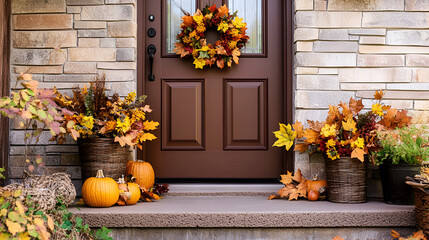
[143,120,159,131]
[351,148,365,162]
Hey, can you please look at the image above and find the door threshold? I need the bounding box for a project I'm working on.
[164,183,283,196]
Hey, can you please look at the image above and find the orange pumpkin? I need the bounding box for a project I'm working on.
[82,170,119,207]
[306,175,327,193]
[126,160,155,189]
[126,182,141,205]
[117,176,141,205]
[307,190,319,201]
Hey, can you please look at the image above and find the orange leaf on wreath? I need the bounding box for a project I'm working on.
[173,43,190,58]
[216,60,225,69]
[218,4,229,17]
[181,15,193,28]
[209,4,216,12]
[232,48,241,64]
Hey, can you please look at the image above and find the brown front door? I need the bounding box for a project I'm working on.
[0,0,10,184]
[142,0,289,179]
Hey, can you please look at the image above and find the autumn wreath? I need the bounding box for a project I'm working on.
[173,4,249,69]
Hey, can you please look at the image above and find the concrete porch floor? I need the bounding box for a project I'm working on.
[70,184,415,229]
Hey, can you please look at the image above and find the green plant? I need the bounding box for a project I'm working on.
[376,125,429,165]
[0,74,76,173]
[0,187,113,239]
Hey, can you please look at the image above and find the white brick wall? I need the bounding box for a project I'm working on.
[294,0,429,181]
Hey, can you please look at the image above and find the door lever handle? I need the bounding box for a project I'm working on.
[147,44,156,81]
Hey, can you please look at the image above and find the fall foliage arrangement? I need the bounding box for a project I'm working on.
[268,169,327,201]
[174,4,249,69]
[273,91,411,163]
[52,77,159,149]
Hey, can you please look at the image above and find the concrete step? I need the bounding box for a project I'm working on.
[71,196,415,228]
[70,185,417,240]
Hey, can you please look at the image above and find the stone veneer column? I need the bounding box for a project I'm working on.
[294,0,429,185]
[9,0,137,194]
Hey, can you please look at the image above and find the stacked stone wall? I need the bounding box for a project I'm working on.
[294,0,429,185]
[9,0,137,193]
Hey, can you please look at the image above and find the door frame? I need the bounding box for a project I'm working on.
[137,0,295,174]
[0,0,10,185]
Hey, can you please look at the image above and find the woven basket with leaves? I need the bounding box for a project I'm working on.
[325,156,367,203]
[78,137,133,181]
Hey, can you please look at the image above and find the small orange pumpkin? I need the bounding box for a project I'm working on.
[307,190,319,201]
[126,182,141,205]
[306,175,327,193]
[117,176,141,205]
[126,160,155,189]
[82,170,119,208]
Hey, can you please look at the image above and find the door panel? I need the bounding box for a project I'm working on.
[162,79,205,150]
[144,0,284,179]
[223,79,267,150]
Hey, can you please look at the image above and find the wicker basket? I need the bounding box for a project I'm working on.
[406,178,429,237]
[325,156,367,203]
[413,187,429,237]
[78,137,132,181]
